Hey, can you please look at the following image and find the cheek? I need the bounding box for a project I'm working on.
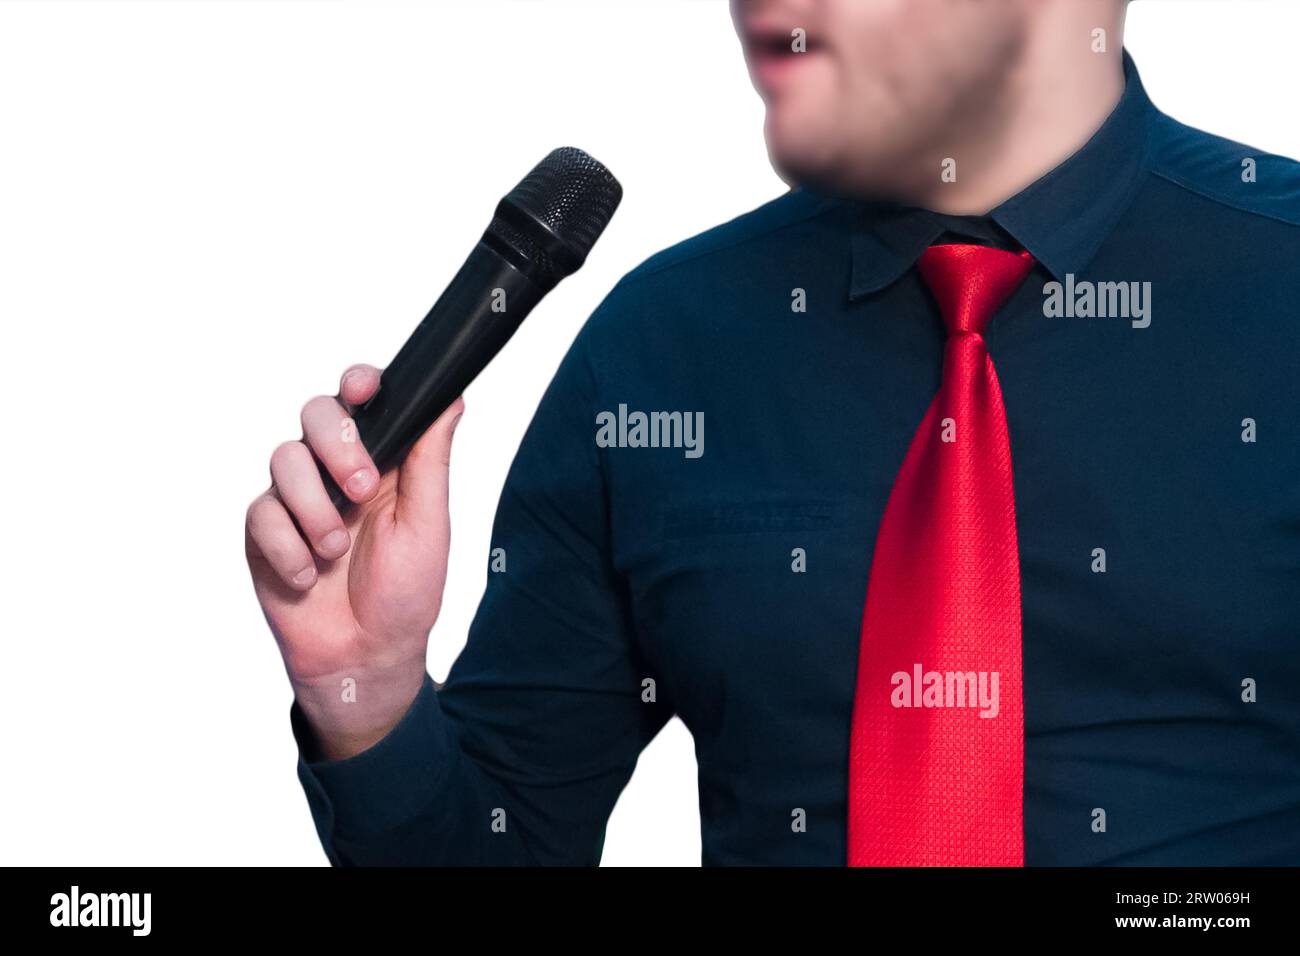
[766,60,839,127]
[828,0,1009,102]
[911,3,1026,85]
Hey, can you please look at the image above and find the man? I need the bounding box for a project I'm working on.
[245,0,1300,865]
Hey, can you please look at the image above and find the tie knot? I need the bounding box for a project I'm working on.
[917,243,1035,335]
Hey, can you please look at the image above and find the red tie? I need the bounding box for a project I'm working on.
[847,243,1035,866]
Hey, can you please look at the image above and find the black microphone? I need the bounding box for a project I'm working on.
[320,147,622,511]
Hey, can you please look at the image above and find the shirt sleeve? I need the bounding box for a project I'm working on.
[290,290,674,865]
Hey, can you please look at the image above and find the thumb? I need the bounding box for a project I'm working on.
[393,396,465,533]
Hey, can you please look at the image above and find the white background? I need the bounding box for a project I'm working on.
[0,0,1295,866]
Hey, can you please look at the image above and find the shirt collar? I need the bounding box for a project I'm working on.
[841,48,1156,299]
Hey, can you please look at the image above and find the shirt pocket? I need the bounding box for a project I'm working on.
[635,493,871,732]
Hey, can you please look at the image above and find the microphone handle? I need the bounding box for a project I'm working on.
[322,241,545,512]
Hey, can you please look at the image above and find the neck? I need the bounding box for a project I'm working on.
[912,4,1129,215]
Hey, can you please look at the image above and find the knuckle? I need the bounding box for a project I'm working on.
[270,440,306,472]
[300,394,336,424]
[245,493,277,531]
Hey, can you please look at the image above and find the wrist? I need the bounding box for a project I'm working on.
[292,657,427,761]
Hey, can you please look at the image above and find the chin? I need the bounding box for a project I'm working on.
[767,121,927,202]
[765,118,844,190]
[767,141,867,199]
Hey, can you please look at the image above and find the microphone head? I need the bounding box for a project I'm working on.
[489,147,623,288]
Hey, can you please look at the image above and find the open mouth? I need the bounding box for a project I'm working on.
[745,26,824,88]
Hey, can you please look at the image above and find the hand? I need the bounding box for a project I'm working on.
[245,363,465,759]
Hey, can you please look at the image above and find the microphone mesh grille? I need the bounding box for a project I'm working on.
[502,147,623,267]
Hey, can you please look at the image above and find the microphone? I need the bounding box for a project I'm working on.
[320,146,623,511]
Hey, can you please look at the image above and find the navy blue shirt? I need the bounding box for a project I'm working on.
[292,51,1300,865]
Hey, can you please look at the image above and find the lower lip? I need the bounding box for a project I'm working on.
[752,48,821,93]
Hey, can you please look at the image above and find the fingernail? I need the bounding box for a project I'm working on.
[345,469,376,497]
[341,370,364,391]
[319,529,349,555]
[292,566,317,587]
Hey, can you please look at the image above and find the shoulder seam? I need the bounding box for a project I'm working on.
[1149,167,1300,230]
